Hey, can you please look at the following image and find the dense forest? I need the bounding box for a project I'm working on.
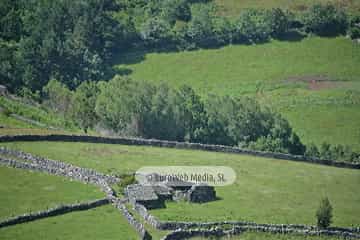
[1,0,359,162]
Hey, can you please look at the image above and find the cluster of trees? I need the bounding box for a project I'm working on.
[41,76,360,162]
[0,0,137,93]
[43,77,305,155]
[306,142,360,163]
[1,0,355,94]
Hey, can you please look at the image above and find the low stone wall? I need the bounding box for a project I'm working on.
[0,147,119,197]
[161,225,360,240]
[112,198,152,240]
[0,198,109,228]
[131,202,360,239]
[0,134,359,169]
[134,203,162,229]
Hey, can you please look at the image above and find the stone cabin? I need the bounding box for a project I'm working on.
[125,175,216,209]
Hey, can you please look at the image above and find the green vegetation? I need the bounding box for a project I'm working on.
[0,96,76,131]
[0,205,138,240]
[190,232,344,240]
[316,197,333,228]
[0,166,104,219]
[215,0,360,16]
[116,37,360,151]
[1,141,359,227]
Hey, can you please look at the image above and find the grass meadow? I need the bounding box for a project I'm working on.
[115,37,360,151]
[0,205,138,240]
[1,141,359,227]
[0,166,104,220]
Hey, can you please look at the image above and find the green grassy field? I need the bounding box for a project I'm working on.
[1,141,359,227]
[0,205,139,240]
[0,166,104,220]
[190,232,344,240]
[214,0,360,16]
[115,37,360,151]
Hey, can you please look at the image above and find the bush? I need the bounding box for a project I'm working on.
[267,8,290,38]
[186,3,217,48]
[140,17,174,47]
[349,27,360,39]
[305,143,320,158]
[303,4,348,36]
[316,197,333,228]
[234,9,272,43]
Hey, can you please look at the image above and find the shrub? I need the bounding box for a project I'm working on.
[42,79,73,116]
[267,8,290,38]
[140,17,174,47]
[234,9,272,43]
[303,4,348,36]
[305,143,320,158]
[316,196,333,228]
[186,3,217,48]
[349,27,360,39]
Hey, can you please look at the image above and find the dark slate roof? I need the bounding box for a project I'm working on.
[126,184,158,201]
[152,184,172,196]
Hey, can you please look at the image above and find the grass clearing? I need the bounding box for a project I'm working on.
[1,141,359,227]
[0,205,138,240]
[0,165,104,220]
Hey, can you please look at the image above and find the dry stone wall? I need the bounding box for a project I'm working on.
[0,134,359,169]
[0,147,152,240]
[0,198,109,228]
[0,147,118,197]
[112,198,152,240]
[161,225,360,240]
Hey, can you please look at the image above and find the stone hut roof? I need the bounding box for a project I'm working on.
[152,184,172,196]
[126,184,158,201]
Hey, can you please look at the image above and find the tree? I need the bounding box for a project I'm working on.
[95,76,154,136]
[140,17,173,47]
[305,143,320,158]
[186,3,216,47]
[303,4,348,36]
[42,79,73,116]
[234,9,272,43]
[319,142,332,160]
[267,8,290,38]
[316,197,333,228]
[71,81,100,133]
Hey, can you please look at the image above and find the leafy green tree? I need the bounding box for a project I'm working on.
[267,8,290,38]
[95,76,154,135]
[305,143,320,158]
[303,3,348,36]
[42,79,73,116]
[71,81,100,133]
[175,85,207,142]
[0,0,22,41]
[319,142,332,160]
[161,0,191,24]
[140,17,173,47]
[316,197,333,228]
[186,3,216,47]
[234,9,272,43]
